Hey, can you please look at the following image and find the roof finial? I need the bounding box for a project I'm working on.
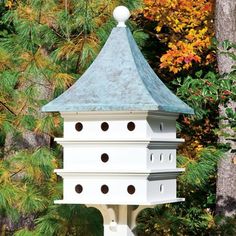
[113,6,130,27]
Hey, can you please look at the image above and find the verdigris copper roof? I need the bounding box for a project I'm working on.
[42,13,193,114]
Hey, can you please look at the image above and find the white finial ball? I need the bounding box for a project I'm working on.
[113,6,130,27]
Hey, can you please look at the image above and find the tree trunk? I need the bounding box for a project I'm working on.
[215,0,236,216]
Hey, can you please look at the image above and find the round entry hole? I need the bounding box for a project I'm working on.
[127,185,135,194]
[101,153,109,163]
[75,184,83,194]
[127,122,135,131]
[101,185,109,194]
[75,122,83,132]
[101,122,109,131]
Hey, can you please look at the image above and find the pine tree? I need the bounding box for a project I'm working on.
[0,0,144,234]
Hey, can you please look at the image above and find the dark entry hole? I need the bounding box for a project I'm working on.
[160,122,164,131]
[127,185,135,194]
[75,122,83,132]
[101,122,109,131]
[101,153,109,163]
[75,184,83,194]
[160,153,163,162]
[127,122,135,131]
[101,185,109,194]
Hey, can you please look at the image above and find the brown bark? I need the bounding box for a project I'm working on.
[215,0,236,216]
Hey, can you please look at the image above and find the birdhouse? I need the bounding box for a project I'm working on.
[42,6,193,235]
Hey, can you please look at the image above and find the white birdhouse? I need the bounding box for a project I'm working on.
[42,6,193,236]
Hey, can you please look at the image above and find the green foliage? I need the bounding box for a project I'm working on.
[136,148,228,236]
[178,148,222,190]
[217,40,236,138]
[212,215,236,235]
[137,13,236,236]
[32,205,103,236]
[20,186,48,214]
[0,0,145,235]
[0,1,235,235]
[173,70,235,119]
[171,62,234,156]
[14,228,40,236]
[225,108,236,131]
[0,183,20,221]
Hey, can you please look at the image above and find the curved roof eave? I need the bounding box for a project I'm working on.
[42,27,194,115]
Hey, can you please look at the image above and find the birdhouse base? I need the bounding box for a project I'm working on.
[104,224,133,236]
[85,204,155,236]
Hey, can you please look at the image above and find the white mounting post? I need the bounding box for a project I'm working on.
[86,204,154,236]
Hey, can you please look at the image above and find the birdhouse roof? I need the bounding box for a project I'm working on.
[42,27,193,114]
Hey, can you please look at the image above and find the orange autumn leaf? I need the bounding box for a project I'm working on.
[143,0,214,74]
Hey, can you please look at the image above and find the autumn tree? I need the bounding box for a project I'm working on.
[142,0,214,75]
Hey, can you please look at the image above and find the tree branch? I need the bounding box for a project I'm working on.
[10,168,25,178]
[0,101,16,116]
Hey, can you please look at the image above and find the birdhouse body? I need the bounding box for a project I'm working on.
[57,172,180,205]
[58,111,179,171]
[61,112,177,140]
[42,11,193,209]
[53,111,184,205]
